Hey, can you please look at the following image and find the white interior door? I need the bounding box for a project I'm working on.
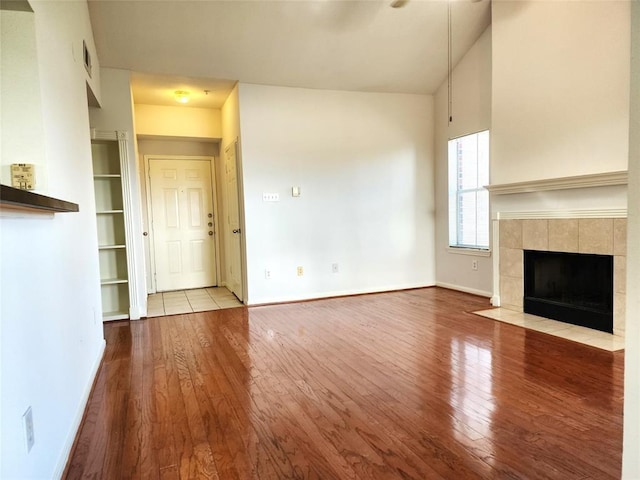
[225,143,243,301]
[149,158,217,292]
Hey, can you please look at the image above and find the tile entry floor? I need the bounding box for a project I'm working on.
[474,307,625,352]
[147,287,243,317]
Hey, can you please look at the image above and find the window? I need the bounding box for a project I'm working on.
[448,130,490,250]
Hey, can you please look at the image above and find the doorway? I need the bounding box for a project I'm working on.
[146,156,221,292]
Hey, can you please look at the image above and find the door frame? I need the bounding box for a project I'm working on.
[143,155,221,294]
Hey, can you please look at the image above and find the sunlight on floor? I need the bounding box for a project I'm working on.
[147,287,242,317]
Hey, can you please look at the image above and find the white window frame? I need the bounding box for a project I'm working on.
[447,130,490,254]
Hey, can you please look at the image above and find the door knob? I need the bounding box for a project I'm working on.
[233,228,241,234]
[208,231,213,236]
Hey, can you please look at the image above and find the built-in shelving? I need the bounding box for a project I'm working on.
[92,139,130,321]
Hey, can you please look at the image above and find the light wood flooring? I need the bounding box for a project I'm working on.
[64,287,624,479]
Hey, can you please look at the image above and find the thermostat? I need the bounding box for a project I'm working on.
[11,164,35,190]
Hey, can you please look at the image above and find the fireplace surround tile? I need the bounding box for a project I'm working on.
[614,218,627,255]
[578,218,613,254]
[615,292,626,335]
[500,219,523,249]
[522,219,548,251]
[500,275,523,310]
[615,256,626,294]
[498,216,625,341]
[499,247,523,278]
[548,219,579,252]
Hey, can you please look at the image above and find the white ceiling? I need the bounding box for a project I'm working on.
[88,0,491,109]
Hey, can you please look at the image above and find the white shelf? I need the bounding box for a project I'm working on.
[98,244,126,250]
[96,210,124,214]
[101,278,129,285]
[103,311,129,321]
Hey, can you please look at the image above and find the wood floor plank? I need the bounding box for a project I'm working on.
[65,287,623,480]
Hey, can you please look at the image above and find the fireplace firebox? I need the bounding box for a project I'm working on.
[523,250,613,334]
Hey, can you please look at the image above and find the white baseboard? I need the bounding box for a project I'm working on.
[54,339,106,479]
[246,282,436,306]
[436,282,493,298]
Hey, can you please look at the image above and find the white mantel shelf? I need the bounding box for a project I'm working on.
[486,170,628,195]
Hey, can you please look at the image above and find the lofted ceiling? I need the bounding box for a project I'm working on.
[88,0,491,109]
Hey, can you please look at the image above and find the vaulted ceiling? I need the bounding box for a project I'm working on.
[88,0,491,108]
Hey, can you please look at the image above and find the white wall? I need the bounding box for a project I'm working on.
[238,84,435,304]
[89,68,147,318]
[135,104,222,139]
[492,1,630,185]
[623,2,640,476]
[0,1,105,478]
[0,6,47,192]
[434,27,493,297]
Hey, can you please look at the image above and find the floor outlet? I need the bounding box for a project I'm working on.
[23,406,35,452]
[297,266,304,276]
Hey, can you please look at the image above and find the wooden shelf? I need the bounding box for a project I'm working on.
[94,174,121,179]
[96,210,124,214]
[0,184,79,213]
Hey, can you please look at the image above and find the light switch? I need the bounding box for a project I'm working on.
[292,186,301,197]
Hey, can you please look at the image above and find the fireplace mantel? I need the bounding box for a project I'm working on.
[486,170,628,195]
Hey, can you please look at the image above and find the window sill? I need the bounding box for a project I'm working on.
[447,247,492,257]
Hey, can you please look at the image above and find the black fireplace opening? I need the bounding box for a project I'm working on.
[523,250,613,334]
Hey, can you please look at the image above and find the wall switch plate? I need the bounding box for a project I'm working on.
[297,266,304,276]
[292,186,301,197]
[23,406,35,452]
[262,192,279,202]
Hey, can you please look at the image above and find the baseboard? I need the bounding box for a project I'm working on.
[436,282,493,298]
[247,283,436,306]
[54,339,106,479]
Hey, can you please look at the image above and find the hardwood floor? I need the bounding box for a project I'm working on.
[64,287,624,479]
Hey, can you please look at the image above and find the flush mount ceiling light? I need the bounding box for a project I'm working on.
[174,90,190,103]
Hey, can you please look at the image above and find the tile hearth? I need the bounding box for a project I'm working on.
[474,307,625,352]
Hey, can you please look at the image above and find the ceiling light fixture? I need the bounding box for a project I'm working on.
[174,90,190,104]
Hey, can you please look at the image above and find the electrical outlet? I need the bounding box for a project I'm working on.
[297,266,304,276]
[262,192,279,202]
[23,406,34,452]
[265,269,272,279]
[472,260,478,271]
[332,263,339,273]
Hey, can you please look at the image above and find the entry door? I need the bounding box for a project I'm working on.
[149,158,217,292]
[225,143,243,301]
